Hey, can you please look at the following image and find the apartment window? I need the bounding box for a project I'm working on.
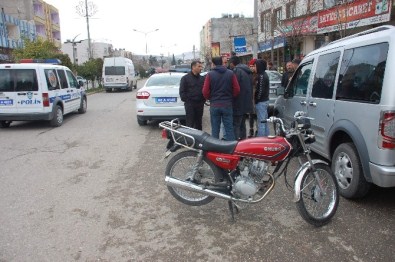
[273,8,282,30]
[261,10,272,35]
[286,1,296,19]
[324,0,354,9]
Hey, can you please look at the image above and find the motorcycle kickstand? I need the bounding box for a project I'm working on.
[227,201,239,222]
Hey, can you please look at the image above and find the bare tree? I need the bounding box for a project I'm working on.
[267,0,321,61]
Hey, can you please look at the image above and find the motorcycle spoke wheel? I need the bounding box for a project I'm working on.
[165,150,220,206]
[296,163,339,227]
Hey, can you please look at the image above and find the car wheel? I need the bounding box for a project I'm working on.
[106,89,112,93]
[78,97,87,114]
[332,142,371,199]
[50,105,63,127]
[137,118,147,126]
[0,120,12,128]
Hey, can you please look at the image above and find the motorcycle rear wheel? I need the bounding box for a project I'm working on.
[295,163,339,227]
[165,150,222,206]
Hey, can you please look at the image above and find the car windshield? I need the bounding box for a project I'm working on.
[267,71,282,82]
[146,74,184,87]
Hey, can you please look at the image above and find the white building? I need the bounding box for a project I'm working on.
[61,39,113,65]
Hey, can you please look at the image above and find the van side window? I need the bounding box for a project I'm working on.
[0,70,13,91]
[15,69,38,91]
[311,51,340,99]
[287,61,313,97]
[44,69,60,90]
[65,70,79,88]
[336,43,388,103]
[57,69,69,89]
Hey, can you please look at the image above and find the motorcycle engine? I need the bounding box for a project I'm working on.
[233,158,270,199]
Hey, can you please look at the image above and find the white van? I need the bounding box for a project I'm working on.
[0,59,87,128]
[102,57,137,92]
[275,25,395,198]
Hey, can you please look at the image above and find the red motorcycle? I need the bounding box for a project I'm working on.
[159,112,339,227]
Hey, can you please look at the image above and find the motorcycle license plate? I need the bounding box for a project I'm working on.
[155,97,177,103]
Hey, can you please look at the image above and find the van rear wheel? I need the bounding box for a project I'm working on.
[332,142,370,199]
[0,121,11,128]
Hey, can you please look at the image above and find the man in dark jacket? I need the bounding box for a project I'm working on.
[203,56,240,140]
[253,59,270,136]
[229,56,254,140]
[281,61,294,88]
[179,61,205,130]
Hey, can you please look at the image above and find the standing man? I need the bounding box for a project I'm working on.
[248,58,257,137]
[229,56,254,140]
[203,56,240,141]
[253,59,270,137]
[179,60,206,130]
[281,61,294,88]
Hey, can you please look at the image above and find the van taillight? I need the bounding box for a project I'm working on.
[136,91,150,99]
[379,111,395,149]
[42,93,50,107]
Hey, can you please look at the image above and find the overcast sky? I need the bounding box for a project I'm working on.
[44,0,254,56]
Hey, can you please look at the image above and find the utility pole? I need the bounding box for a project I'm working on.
[253,0,259,59]
[76,1,97,60]
[85,0,91,59]
[71,34,81,65]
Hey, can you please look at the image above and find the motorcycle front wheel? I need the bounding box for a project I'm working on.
[295,163,339,227]
[165,150,223,206]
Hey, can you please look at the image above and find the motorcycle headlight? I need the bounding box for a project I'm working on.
[304,129,315,144]
[297,118,311,129]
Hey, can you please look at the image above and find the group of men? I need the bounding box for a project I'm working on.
[179,56,299,141]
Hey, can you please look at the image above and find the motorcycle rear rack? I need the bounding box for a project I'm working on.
[159,119,197,151]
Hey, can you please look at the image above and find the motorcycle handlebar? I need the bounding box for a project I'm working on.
[261,112,313,136]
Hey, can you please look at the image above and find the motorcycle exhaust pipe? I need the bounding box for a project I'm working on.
[165,176,232,201]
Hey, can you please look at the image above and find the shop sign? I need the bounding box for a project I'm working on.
[317,0,391,33]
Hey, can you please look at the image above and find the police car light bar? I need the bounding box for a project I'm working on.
[19,58,61,64]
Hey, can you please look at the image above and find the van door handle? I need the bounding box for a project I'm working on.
[309,101,317,107]
[300,101,307,106]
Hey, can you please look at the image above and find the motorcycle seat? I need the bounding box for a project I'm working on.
[174,127,237,154]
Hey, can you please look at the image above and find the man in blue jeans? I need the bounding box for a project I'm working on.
[252,59,270,137]
[203,56,240,141]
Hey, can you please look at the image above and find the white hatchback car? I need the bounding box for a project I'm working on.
[136,72,186,126]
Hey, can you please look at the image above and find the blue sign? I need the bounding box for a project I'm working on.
[258,36,286,52]
[234,37,247,53]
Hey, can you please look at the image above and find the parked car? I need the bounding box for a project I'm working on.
[266,70,282,115]
[76,76,87,86]
[169,64,191,73]
[274,25,395,199]
[136,72,186,126]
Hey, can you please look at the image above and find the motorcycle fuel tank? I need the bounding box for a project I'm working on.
[233,136,292,161]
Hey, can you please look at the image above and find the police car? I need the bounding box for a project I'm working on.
[0,59,87,128]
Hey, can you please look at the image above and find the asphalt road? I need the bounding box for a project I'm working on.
[0,80,394,261]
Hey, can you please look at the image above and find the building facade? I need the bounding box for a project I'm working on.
[257,0,395,71]
[200,14,255,67]
[0,0,60,62]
